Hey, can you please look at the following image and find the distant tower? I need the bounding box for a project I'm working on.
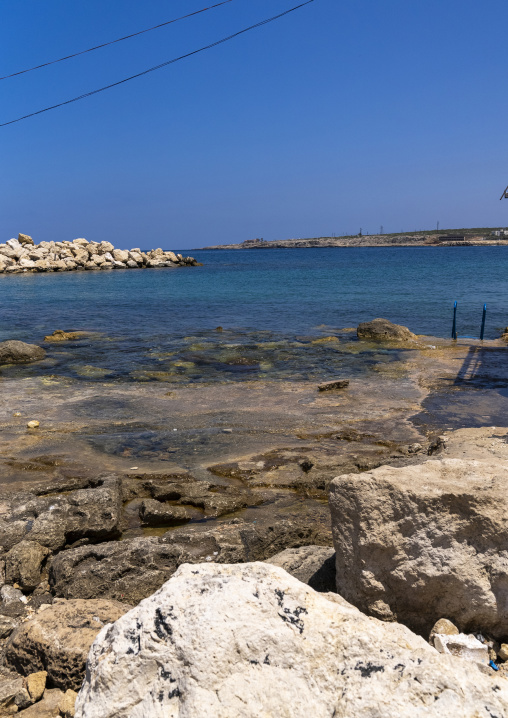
[437,221,440,231]
[359,228,362,237]
[380,225,384,235]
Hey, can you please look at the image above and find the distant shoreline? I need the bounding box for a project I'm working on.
[198,229,508,250]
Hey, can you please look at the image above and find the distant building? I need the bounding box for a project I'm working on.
[492,229,508,237]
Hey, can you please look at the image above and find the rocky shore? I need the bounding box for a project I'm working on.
[0,319,508,715]
[0,234,199,274]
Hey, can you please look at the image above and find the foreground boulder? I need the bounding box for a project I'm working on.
[5,598,131,690]
[357,318,416,341]
[329,458,508,638]
[75,563,508,718]
[0,341,46,365]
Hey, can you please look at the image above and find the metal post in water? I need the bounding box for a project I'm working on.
[480,303,487,340]
[452,301,457,340]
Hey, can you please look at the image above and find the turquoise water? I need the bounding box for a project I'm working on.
[1,246,507,382]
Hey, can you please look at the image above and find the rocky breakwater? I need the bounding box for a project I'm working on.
[0,234,200,273]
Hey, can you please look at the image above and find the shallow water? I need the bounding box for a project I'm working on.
[2,246,507,384]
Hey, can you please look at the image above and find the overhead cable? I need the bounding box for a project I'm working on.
[0,0,314,127]
[0,0,233,81]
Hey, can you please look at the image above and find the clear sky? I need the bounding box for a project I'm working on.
[1,0,508,248]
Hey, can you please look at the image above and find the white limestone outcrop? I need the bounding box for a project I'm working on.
[75,562,508,718]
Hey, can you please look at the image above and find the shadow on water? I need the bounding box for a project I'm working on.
[413,345,508,432]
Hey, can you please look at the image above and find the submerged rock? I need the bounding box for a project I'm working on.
[43,330,86,342]
[329,458,508,638]
[357,317,416,341]
[0,341,46,365]
[75,562,508,718]
[317,379,349,391]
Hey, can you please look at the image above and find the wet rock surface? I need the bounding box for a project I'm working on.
[75,562,508,718]
[357,317,417,341]
[0,341,46,366]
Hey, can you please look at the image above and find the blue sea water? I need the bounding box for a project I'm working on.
[1,246,507,383]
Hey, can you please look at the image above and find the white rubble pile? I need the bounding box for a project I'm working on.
[75,562,508,718]
[0,234,198,273]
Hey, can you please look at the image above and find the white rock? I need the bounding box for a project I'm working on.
[112,249,129,262]
[6,239,21,250]
[433,633,489,665]
[75,563,508,718]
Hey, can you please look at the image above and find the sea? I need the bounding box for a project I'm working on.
[1,246,507,384]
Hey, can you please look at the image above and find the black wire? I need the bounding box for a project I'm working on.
[0,1,233,81]
[0,0,314,128]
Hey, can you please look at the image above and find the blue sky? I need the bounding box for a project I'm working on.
[1,0,508,248]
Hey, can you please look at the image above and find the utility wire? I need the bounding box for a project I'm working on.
[0,0,233,81]
[0,0,314,128]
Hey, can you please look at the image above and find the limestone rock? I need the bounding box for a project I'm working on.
[139,499,197,526]
[0,673,29,714]
[112,249,129,263]
[0,476,122,553]
[18,234,35,246]
[5,540,50,591]
[0,341,46,365]
[357,317,416,341]
[49,516,329,604]
[433,633,489,665]
[43,330,85,342]
[264,545,336,592]
[329,458,508,638]
[5,598,131,690]
[0,615,20,638]
[75,562,508,718]
[25,670,47,702]
[499,644,508,661]
[59,689,78,717]
[317,379,349,392]
[429,618,459,645]
[72,239,88,246]
[16,688,65,717]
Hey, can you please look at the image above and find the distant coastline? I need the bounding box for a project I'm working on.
[200,227,508,250]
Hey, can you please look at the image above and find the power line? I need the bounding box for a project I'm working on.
[0,0,315,128]
[0,0,233,81]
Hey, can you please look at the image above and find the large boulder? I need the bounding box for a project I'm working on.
[49,516,329,604]
[329,458,508,638]
[357,317,416,341]
[0,341,46,365]
[5,598,131,690]
[264,545,336,592]
[75,562,508,718]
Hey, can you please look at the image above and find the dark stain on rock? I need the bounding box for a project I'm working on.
[354,661,385,678]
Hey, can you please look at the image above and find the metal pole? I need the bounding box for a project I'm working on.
[452,301,457,340]
[480,303,487,340]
